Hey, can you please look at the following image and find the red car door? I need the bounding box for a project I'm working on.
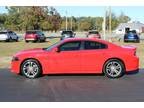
[46,41,82,73]
[80,40,108,73]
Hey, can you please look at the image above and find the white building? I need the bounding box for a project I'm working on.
[114,22,144,34]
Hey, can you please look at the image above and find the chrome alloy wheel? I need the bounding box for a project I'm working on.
[106,61,122,77]
[22,61,39,78]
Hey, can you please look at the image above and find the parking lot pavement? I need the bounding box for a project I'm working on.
[0,68,144,102]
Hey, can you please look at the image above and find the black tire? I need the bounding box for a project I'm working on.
[25,40,29,43]
[103,59,125,78]
[6,37,12,42]
[21,59,42,79]
[136,40,140,43]
[124,40,128,43]
[33,39,38,43]
[15,37,19,42]
[43,38,46,42]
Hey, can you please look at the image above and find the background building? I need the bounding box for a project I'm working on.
[115,21,144,34]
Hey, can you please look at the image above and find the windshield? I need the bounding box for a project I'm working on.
[44,41,61,51]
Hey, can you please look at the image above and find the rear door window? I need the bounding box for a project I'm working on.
[84,41,107,50]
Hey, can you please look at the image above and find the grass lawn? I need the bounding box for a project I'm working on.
[0,38,144,69]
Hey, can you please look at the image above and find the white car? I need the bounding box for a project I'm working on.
[0,31,19,42]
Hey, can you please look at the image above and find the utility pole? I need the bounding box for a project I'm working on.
[71,16,73,30]
[66,11,68,30]
[109,6,112,38]
[103,7,106,40]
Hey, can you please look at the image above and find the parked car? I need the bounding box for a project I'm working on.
[87,30,101,39]
[11,38,139,79]
[0,31,19,42]
[25,30,46,43]
[124,30,140,43]
[60,30,75,40]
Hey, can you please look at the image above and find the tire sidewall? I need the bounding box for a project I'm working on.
[21,59,41,79]
[103,59,125,78]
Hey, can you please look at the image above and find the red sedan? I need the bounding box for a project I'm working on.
[11,38,139,79]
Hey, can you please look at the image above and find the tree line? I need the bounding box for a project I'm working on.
[0,6,131,32]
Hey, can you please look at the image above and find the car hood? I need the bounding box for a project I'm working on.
[14,48,45,57]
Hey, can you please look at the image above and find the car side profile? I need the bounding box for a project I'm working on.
[87,30,101,39]
[0,31,19,42]
[25,30,46,43]
[11,38,139,79]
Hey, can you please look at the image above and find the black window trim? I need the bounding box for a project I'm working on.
[82,40,108,50]
[58,40,82,52]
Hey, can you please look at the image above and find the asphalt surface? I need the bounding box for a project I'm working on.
[0,68,144,102]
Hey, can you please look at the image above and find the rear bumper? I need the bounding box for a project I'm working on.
[124,39,139,42]
[25,38,36,41]
[125,56,139,72]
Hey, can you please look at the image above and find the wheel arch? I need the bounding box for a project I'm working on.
[20,58,43,74]
[102,57,126,73]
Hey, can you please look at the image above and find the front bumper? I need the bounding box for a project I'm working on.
[11,61,21,74]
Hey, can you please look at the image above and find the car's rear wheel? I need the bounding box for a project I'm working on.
[25,40,29,43]
[21,59,42,79]
[136,40,140,43]
[103,59,125,78]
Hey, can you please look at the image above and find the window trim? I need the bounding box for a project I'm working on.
[58,41,82,52]
[82,40,108,50]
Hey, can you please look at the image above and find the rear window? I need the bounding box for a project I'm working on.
[26,31,37,34]
[89,31,99,34]
[84,41,107,50]
[127,30,137,34]
[62,31,73,35]
[0,32,7,34]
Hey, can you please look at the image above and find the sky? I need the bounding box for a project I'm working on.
[0,6,144,23]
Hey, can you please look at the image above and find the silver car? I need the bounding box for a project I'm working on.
[0,31,19,42]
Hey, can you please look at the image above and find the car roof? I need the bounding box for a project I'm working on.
[63,38,108,44]
[88,30,99,32]
[62,30,73,32]
[26,30,42,32]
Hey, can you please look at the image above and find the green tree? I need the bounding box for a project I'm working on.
[118,12,131,23]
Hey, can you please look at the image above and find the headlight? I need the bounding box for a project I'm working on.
[12,57,19,61]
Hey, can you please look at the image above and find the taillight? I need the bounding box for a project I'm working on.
[35,35,39,38]
[134,51,137,56]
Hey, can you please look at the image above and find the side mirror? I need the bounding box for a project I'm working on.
[53,47,60,52]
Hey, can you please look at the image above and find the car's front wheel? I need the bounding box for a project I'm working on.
[21,59,42,79]
[103,59,125,78]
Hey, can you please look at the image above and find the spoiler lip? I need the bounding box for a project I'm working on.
[121,45,137,50]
